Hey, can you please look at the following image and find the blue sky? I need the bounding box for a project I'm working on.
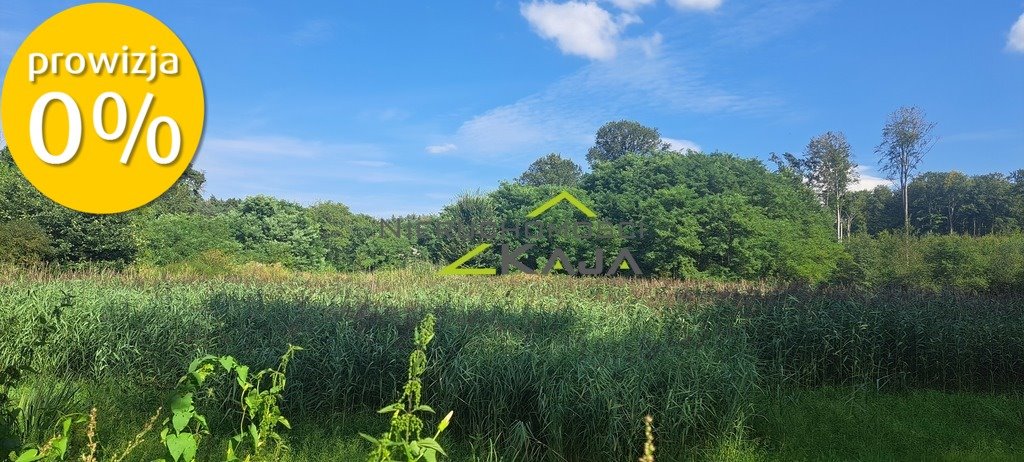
[2,1,1023,216]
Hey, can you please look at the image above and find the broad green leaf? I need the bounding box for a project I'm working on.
[377,403,402,414]
[165,432,196,462]
[413,404,435,414]
[13,449,39,462]
[418,438,446,456]
[218,356,236,371]
[235,365,249,386]
[172,411,191,433]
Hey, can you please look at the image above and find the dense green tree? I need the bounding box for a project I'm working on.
[144,166,208,216]
[585,120,669,167]
[427,193,503,269]
[0,218,51,265]
[844,186,900,235]
[488,183,622,272]
[139,213,240,266]
[516,153,583,187]
[876,107,936,232]
[349,214,419,271]
[908,172,970,234]
[962,173,1019,235]
[0,152,139,265]
[227,196,326,270]
[582,152,841,281]
[35,207,140,265]
[640,185,701,277]
[904,172,1020,235]
[306,201,355,270]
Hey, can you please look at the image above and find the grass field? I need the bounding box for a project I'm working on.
[1,268,1022,461]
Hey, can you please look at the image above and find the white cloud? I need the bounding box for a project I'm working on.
[1008,13,1024,52]
[606,0,657,11]
[634,32,664,57]
[663,137,701,152]
[425,143,457,154]
[521,1,638,60]
[442,46,774,161]
[666,0,722,12]
[849,166,892,192]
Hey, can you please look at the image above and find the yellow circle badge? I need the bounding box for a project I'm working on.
[1,3,205,214]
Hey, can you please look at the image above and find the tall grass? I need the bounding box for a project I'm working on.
[0,268,1021,460]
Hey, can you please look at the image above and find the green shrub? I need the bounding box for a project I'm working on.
[0,219,51,265]
[140,214,240,266]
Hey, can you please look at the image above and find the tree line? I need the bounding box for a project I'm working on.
[0,110,1021,290]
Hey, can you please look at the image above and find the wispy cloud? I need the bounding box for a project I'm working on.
[606,0,657,11]
[425,143,457,154]
[200,136,353,159]
[193,134,458,210]
[711,0,834,48]
[290,20,333,45]
[667,0,723,12]
[0,29,23,60]
[440,43,775,161]
[1008,12,1024,52]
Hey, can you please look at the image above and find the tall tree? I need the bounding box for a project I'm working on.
[876,106,936,233]
[145,166,207,215]
[1011,169,1024,228]
[585,120,669,167]
[516,153,583,187]
[771,133,858,241]
[804,132,858,241]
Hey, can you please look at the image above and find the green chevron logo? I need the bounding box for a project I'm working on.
[439,190,641,276]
